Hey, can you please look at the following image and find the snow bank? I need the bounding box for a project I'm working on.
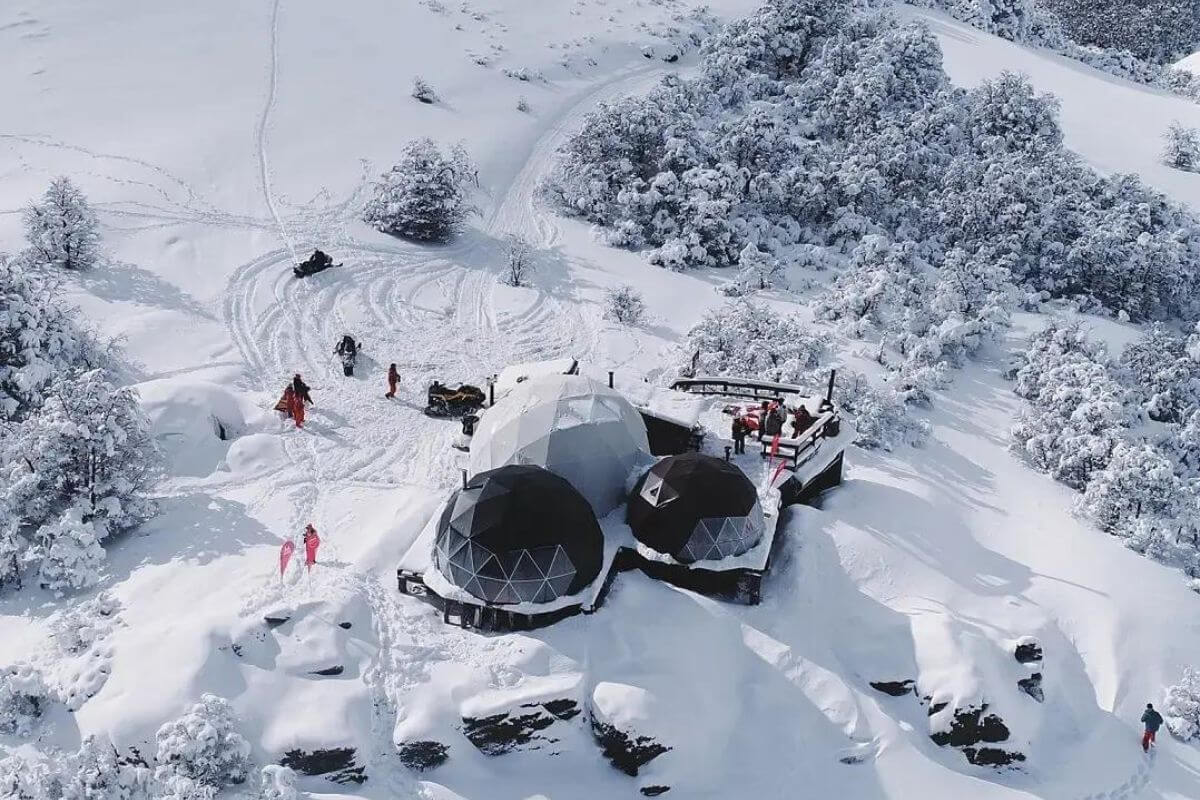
[134,378,268,477]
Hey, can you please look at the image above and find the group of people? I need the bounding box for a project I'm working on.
[275,374,313,428]
[730,400,817,454]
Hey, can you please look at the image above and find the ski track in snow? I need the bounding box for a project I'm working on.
[1079,748,1155,800]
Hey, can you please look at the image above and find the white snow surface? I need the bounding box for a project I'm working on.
[4,2,1200,799]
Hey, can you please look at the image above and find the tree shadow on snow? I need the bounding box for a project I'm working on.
[103,493,276,579]
[77,260,215,320]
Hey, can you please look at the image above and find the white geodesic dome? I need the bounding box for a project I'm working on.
[469,373,650,516]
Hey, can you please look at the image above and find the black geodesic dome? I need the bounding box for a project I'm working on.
[433,464,604,605]
[627,453,765,564]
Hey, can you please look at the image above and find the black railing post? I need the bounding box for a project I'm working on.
[461,468,468,490]
[608,371,614,389]
[826,369,837,405]
[489,382,495,407]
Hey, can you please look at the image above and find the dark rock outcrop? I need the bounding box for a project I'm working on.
[870,680,915,697]
[462,699,580,755]
[592,719,671,777]
[338,621,353,630]
[398,740,449,771]
[310,665,344,677]
[641,785,671,796]
[1018,673,1044,703]
[264,615,290,629]
[929,704,1024,768]
[280,747,366,784]
[1014,642,1042,664]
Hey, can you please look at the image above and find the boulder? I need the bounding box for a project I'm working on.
[590,682,672,778]
[929,704,1025,768]
[1014,641,1042,665]
[1017,673,1044,703]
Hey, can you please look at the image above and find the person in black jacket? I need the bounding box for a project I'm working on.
[1142,703,1163,752]
[292,373,313,405]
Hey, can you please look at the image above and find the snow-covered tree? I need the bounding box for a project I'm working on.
[51,591,120,654]
[1077,440,1180,535]
[736,242,783,291]
[0,254,101,421]
[22,177,101,271]
[2,369,156,537]
[1118,324,1200,423]
[833,370,930,450]
[0,754,61,800]
[1043,0,1200,62]
[1009,322,1130,489]
[38,509,107,594]
[1164,667,1200,741]
[258,766,299,800]
[60,735,152,800]
[411,76,438,104]
[502,234,533,287]
[362,139,473,242]
[1163,121,1200,172]
[0,663,51,737]
[683,298,825,383]
[154,694,252,791]
[816,236,927,337]
[604,285,646,325]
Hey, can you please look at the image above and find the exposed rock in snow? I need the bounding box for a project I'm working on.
[1018,673,1044,703]
[869,679,916,697]
[279,747,366,784]
[1014,640,1043,665]
[459,675,583,755]
[590,682,672,777]
[929,704,1025,767]
[397,740,450,771]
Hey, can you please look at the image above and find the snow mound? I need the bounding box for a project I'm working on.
[135,378,266,477]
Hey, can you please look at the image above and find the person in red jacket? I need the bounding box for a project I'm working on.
[386,363,399,399]
[290,387,306,428]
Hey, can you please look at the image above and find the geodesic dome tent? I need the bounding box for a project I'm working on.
[433,464,604,605]
[468,374,650,517]
[628,453,765,564]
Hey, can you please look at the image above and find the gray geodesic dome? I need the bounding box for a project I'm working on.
[433,464,604,605]
[468,373,649,517]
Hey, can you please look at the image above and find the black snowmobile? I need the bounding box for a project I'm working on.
[424,381,486,418]
[293,249,340,278]
[335,335,359,377]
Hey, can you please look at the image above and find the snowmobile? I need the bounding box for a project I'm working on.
[293,249,340,278]
[424,381,486,418]
[335,335,359,377]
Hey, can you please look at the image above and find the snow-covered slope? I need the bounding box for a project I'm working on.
[4,2,1200,799]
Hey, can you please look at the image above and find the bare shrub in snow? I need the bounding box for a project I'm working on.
[1164,667,1200,741]
[682,299,825,383]
[502,234,533,287]
[411,76,439,104]
[154,694,252,792]
[0,664,52,736]
[362,139,473,242]
[22,177,101,271]
[604,285,646,325]
[516,95,531,113]
[1163,121,1200,173]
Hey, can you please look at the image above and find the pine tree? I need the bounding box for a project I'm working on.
[22,177,101,271]
[362,139,473,242]
[736,242,783,291]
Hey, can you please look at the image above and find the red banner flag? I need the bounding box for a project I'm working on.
[303,527,320,569]
[279,540,295,577]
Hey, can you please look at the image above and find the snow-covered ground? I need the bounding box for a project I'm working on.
[5,2,1200,798]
